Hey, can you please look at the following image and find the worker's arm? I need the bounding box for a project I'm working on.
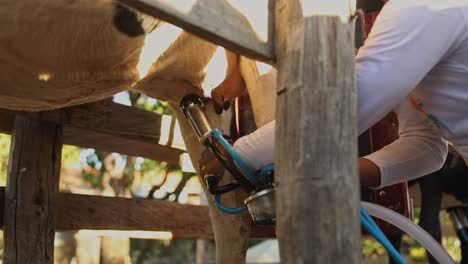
[362,99,448,188]
[356,0,464,133]
[205,1,461,185]
[233,99,448,187]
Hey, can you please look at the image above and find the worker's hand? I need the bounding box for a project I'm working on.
[211,50,247,114]
[199,149,226,180]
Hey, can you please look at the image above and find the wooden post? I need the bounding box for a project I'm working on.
[3,116,62,264]
[274,1,361,262]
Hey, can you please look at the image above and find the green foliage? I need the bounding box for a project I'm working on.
[130,239,196,264]
[249,240,264,248]
[129,91,174,115]
[80,149,106,189]
[362,238,386,257]
[62,144,80,167]
[0,134,11,186]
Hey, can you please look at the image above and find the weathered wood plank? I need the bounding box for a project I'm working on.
[274,1,361,262]
[55,193,275,239]
[3,117,62,264]
[55,192,214,239]
[118,0,275,63]
[0,100,162,143]
[0,187,274,239]
[56,194,276,239]
[40,101,162,143]
[62,126,183,165]
[0,103,184,164]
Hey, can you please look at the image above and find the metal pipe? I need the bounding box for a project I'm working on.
[180,94,213,145]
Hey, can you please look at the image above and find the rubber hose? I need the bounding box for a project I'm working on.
[361,201,455,264]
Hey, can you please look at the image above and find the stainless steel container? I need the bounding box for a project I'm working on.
[245,188,275,225]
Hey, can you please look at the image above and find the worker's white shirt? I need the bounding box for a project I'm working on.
[234,0,468,187]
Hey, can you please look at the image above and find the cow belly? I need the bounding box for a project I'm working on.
[0,65,134,111]
[0,0,145,110]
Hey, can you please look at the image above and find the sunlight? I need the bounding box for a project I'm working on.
[256,61,273,75]
[180,153,196,173]
[168,0,197,12]
[137,24,183,78]
[78,230,173,240]
[165,172,182,193]
[229,0,269,41]
[112,92,132,106]
[171,120,185,150]
[159,115,173,146]
[178,176,201,205]
[302,0,355,22]
[201,46,228,96]
[158,115,185,150]
[37,73,52,82]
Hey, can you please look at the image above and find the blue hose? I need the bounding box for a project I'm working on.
[361,207,408,264]
[214,194,247,214]
[212,129,258,181]
[460,229,468,244]
[209,132,407,263]
[260,163,275,176]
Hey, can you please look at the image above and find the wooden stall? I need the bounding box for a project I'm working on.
[116,0,361,262]
[1,0,363,263]
[0,100,275,263]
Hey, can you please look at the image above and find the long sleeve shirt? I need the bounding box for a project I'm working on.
[234,0,468,188]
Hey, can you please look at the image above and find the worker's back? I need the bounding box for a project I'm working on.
[357,0,468,161]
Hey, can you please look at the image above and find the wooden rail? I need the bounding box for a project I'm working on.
[118,0,275,63]
[0,101,184,164]
[0,187,274,239]
[274,1,361,262]
[3,117,62,263]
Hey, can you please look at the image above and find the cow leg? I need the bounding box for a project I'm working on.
[418,171,443,264]
[387,234,403,264]
[171,104,251,263]
[461,232,468,264]
[204,189,252,264]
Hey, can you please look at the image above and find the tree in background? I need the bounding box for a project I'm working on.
[75,91,198,264]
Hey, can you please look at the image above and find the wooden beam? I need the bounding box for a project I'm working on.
[274,1,361,262]
[39,100,162,143]
[0,102,184,164]
[118,0,275,63]
[62,126,183,165]
[0,100,162,143]
[55,193,276,239]
[55,192,214,239]
[3,117,62,264]
[0,187,274,239]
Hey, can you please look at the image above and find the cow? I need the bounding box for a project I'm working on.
[0,1,262,263]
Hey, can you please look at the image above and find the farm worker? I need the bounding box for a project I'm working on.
[201,0,468,188]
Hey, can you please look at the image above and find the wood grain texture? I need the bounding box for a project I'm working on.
[0,188,274,239]
[55,192,214,239]
[62,126,183,165]
[40,100,162,143]
[274,1,361,262]
[0,102,183,164]
[0,100,162,143]
[118,0,275,63]
[3,117,62,264]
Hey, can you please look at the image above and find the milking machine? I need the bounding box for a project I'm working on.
[180,94,455,264]
[180,94,275,225]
